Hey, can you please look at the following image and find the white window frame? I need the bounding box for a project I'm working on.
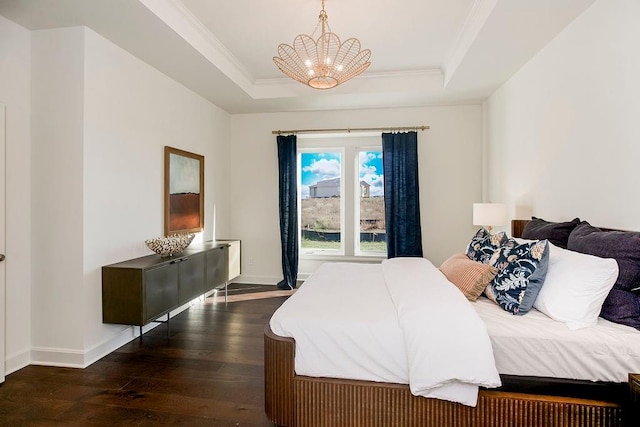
[354,146,386,257]
[298,146,345,256]
[298,133,386,260]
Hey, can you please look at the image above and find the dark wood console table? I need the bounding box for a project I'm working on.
[102,241,234,337]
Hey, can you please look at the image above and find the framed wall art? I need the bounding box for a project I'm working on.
[164,146,204,235]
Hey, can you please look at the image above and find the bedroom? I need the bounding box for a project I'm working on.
[0,0,639,424]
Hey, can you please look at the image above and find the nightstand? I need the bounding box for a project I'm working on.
[630,373,640,425]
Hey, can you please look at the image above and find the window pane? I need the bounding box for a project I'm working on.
[300,152,342,251]
[358,151,386,253]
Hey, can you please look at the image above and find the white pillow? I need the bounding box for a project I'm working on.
[533,243,618,330]
[514,237,536,244]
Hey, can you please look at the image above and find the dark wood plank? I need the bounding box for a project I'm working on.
[0,287,289,425]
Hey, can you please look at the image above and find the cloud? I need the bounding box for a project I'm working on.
[359,152,379,176]
[359,151,377,164]
[302,158,341,180]
[360,173,384,197]
[371,178,384,187]
[360,164,377,175]
[301,184,310,198]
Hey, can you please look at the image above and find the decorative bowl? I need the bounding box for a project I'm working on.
[145,233,195,256]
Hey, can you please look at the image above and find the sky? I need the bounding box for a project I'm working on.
[300,151,384,198]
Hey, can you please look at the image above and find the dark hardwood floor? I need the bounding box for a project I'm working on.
[0,285,289,426]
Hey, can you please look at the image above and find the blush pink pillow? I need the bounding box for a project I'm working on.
[440,253,498,301]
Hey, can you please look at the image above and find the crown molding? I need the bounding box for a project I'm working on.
[253,69,445,100]
[443,0,499,87]
[138,0,448,102]
[138,0,255,95]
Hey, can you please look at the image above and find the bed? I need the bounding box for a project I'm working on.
[264,219,640,426]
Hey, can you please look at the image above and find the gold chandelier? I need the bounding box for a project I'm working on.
[273,0,371,89]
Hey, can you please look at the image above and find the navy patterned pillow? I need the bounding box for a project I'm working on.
[466,228,508,264]
[485,239,550,315]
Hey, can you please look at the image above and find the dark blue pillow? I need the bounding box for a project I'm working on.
[567,221,640,292]
[466,228,508,264]
[567,221,640,330]
[485,238,550,315]
[599,288,640,330]
[521,217,580,249]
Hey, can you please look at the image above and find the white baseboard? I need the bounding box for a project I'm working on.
[232,274,308,286]
[11,288,291,371]
[30,347,86,368]
[82,325,139,367]
[28,302,194,369]
[232,274,280,285]
[231,273,311,286]
[5,348,30,375]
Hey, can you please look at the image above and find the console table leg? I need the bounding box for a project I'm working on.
[139,326,143,342]
[167,313,170,338]
[225,281,228,303]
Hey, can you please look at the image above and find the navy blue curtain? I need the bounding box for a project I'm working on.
[276,135,298,290]
[382,131,423,258]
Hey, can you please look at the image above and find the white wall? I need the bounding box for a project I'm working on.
[82,28,231,360]
[484,0,640,230]
[230,105,483,284]
[30,26,231,367]
[0,15,32,373]
[31,26,86,360]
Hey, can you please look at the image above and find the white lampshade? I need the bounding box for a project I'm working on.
[473,203,507,229]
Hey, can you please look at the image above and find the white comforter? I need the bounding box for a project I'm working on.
[269,258,501,406]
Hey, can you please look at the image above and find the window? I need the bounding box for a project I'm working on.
[357,150,386,253]
[300,150,343,252]
[298,135,386,257]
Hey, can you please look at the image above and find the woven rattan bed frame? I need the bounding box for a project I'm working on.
[264,219,640,426]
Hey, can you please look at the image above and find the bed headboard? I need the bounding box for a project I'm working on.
[511,219,530,238]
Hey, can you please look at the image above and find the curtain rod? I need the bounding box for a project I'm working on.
[271,125,429,135]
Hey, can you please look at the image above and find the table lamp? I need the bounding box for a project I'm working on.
[473,203,507,232]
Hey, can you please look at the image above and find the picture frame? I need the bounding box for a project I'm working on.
[164,146,204,236]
